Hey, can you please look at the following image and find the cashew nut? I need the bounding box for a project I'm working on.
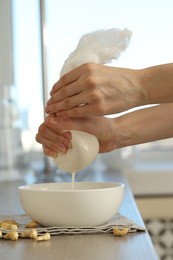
[25,220,39,228]
[36,233,51,241]
[20,229,38,239]
[4,231,19,241]
[0,222,18,231]
[113,227,128,236]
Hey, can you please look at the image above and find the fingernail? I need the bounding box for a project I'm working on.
[49,151,58,157]
[64,141,72,149]
[49,117,58,125]
[64,131,72,140]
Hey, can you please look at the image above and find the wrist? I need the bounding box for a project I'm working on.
[112,103,173,149]
[110,117,135,149]
[132,69,149,106]
[112,116,134,149]
[138,63,173,104]
[120,68,148,108]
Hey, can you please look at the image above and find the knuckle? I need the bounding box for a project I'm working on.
[85,76,95,87]
[89,89,102,102]
[48,103,59,113]
[52,82,57,89]
[60,87,67,98]
[35,133,40,142]
[51,142,59,150]
[49,94,56,103]
[38,124,46,134]
[43,147,51,156]
[67,108,79,117]
[60,73,68,84]
[84,62,98,72]
[63,98,71,109]
[43,146,49,153]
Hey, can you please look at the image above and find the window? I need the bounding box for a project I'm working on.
[12,0,43,150]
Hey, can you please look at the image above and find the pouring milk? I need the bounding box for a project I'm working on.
[54,130,99,189]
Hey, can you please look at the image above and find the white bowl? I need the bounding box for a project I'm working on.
[18,182,124,227]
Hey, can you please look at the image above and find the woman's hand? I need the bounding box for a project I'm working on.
[35,115,119,156]
[36,103,173,157]
[35,119,72,157]
[45,63,145,117]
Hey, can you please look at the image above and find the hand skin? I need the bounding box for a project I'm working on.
[36,103,173,157]
[36,115,117,157]
[35,124,72,157]
[45,62,173,117]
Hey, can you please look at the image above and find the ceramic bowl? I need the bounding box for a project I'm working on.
[18,182,124,227]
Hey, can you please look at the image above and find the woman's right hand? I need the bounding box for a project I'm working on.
[45,63,145,117]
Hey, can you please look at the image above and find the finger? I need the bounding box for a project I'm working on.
[45,92,89,114]
[36,124,72,153]
[45,116,89,132]
[47,80,83,105]
[38,119,71,141]
[45,116,102,140]
[55,103,105,117]
[36,132,68,154]
[45,114,115,154]
[50,66,82,95]
[42,145,58,157]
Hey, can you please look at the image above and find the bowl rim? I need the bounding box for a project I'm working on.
[18,182,124,193]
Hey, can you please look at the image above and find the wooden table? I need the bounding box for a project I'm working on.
[0,167,159,260]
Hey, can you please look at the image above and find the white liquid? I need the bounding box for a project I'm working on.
[71,172,76,190]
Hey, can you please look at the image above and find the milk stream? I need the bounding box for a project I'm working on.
[71,172,76,190]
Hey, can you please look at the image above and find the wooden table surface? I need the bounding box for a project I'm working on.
[0,166,159,260]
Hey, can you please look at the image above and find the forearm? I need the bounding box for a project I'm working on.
[37,103,173,156]
[115,103,173,148]
[139,63,173,104]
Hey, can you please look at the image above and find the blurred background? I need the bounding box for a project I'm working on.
[0,1,173,258]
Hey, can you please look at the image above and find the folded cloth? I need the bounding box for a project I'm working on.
[0,213,147,236]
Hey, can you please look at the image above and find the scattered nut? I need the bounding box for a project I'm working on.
[113,227,128,236]
[0,219,51,242]
[0,219,18,226]
[36,233,51,242]
[4,231,19,241]
[20,229,38,239]
[25,220,39,228]
[0,229,50,242]
[0,222,18,231]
